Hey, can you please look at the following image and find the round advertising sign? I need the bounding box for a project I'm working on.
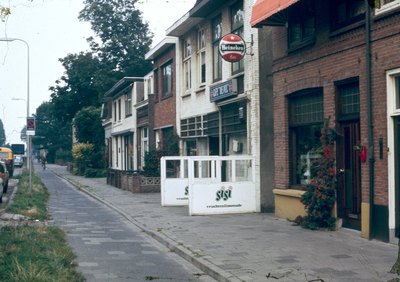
[219,34,246,63]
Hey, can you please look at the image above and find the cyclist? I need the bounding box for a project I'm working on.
[40,155,47,170]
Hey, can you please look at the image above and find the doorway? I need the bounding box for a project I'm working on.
[395,117,400,237]
[337,121,361,230]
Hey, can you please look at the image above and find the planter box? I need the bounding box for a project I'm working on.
[107,168,160,193]
[273,189,307,221]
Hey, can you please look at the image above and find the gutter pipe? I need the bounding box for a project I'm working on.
[365,0,375,240]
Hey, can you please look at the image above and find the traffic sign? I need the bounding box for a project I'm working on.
[27,117,35,131]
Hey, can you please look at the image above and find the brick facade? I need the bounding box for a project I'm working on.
[265,1,400,241]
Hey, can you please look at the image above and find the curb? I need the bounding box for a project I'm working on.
[50,169,236,282]
[7,180,19,205]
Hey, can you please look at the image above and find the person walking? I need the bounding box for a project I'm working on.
[40,155,47,170]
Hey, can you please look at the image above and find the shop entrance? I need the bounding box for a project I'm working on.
[337,121,361,230]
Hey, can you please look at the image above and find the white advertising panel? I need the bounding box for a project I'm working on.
[162,178,189,206]
[189,182,256,215]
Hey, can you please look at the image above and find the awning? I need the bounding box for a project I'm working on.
[251,0,300,28]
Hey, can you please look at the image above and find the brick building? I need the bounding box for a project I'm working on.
[166,0,275,212]
[145,37,179,151]
[251,0,400,242]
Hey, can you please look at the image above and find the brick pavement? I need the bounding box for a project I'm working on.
[47,164,399,282]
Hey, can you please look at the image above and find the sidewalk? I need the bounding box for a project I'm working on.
[47,164,399,282]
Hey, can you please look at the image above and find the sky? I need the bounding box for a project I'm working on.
[0,0,196,146]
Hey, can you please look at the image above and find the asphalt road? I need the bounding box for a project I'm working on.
[35,162,215,282]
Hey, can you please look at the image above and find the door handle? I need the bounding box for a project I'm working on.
[339,169,344,173]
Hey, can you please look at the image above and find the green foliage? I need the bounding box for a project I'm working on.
[50,52,103,123]
[33,102,73,161]
[0,225,85,282]
[143,149,164,177]
[79,0,153,86]
[20,125,27,143]
[73,106,105,151]
[293,117,341,230]
[5,168,50,221]
[72,168,79,175]
[164,130,180,156]
[55,149,73,162]
[84,168,105,178]
[0,118,6,146]
[72,142,94,165]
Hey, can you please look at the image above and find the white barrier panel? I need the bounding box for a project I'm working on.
[161,157,189,206]
[188,157,256,215]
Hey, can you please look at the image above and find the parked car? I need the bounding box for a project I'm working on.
[14,156,23,168]
[0,161,9,194]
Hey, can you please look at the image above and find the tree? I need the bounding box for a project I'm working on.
[20,125,27,143]
[33,101,72,162]
[78,0,153,81]
[73,106,104,151]
[0,118,6,146]
[49,52,103,123]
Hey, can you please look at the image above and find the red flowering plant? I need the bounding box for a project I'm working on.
[293,117,341,230]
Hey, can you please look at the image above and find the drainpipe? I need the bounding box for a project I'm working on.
[365,0,375,240]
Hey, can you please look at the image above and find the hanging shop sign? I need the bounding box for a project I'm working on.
[219,34,246,62]
[210,79,238,102]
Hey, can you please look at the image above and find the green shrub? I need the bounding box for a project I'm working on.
[143,149,164,177]
[72,168,79,175]
[84,168,104,178]
[55,149,73,162]
[72,142,94,164]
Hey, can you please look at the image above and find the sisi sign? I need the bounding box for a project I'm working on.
[219,34,246,63]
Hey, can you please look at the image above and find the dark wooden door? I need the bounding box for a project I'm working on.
[337,121,361,230]
[395,117,400,237]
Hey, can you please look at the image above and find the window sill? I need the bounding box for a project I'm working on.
[229,72,244,80]
[181,92,191,98]
[195,87,206,94]
[125,114,132,118]
[161,93,173,101]
[287,37,316,53]
[329,20,365,38]
[374,5,400,21]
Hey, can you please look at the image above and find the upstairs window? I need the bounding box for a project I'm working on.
[330,0,365,31]
[163,62,173,96]
[125,93,132,117]
[212,15,222,82]
[198,30,206,85]
[154,69,159,101]
[231,1,244,74]
[183,38,192,91]
[288,0,315,48]
[376,0,400,15]
[118,99,121,120]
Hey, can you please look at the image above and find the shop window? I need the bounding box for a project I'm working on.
[212,15,222,82]
[288,0,315,47]
[162,62,173,96]
[181,116,204,137]
[289,90,324,187]
[330,0,365,31]
[204,111,220,136]
[231,1,244,74]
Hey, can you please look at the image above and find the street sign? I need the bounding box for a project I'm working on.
[26,117,35,136]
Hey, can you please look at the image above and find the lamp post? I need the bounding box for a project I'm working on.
[1,38,31,193]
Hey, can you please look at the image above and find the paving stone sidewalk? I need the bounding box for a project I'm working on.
[47,164,399,282]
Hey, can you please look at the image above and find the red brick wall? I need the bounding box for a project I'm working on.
[272,4,400,206]
[152,45,176,131]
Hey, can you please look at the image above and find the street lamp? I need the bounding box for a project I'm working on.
[2,38,32,192]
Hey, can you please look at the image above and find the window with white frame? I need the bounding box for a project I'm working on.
[125,93,132,117]
[198,30,206,85]
[118,99,121,120]
[212,15,222,82]
[231,1,244,74]
[376,0,400,14]
[141,127,148,169]
[184,39,192,91]
[114,101,117,122]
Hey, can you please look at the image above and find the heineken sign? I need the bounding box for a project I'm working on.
[219,34,246,62]
[210,79,238,101]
